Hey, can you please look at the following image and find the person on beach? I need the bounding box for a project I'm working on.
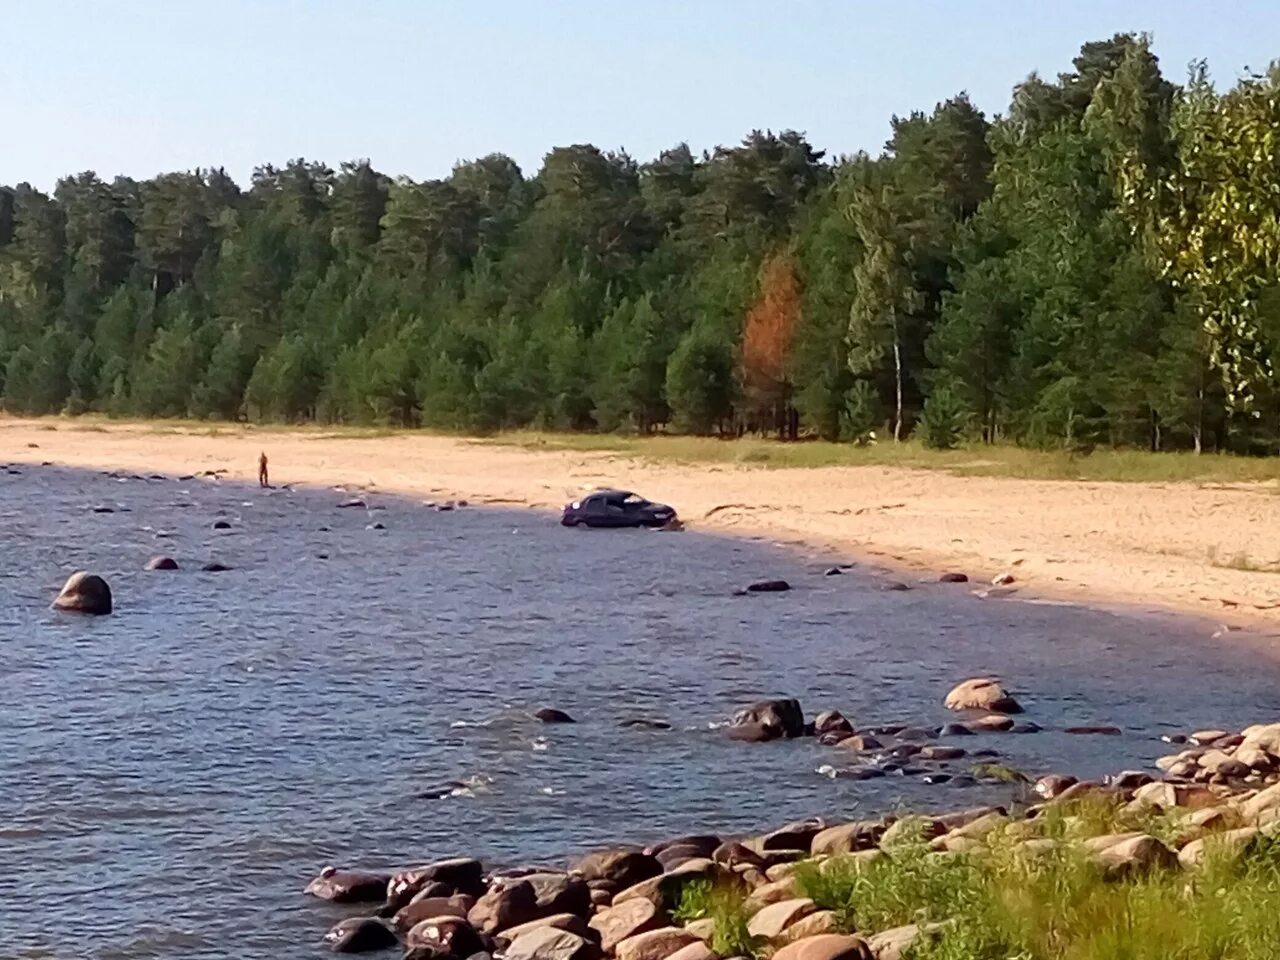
[258,452,269,488]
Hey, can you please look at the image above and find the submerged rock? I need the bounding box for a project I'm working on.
[534,708,576,724]
[938,572,969,583]
[201,562,232,572]
[52,572,112,615]
[145,556,179,571]
[747,579,791,593]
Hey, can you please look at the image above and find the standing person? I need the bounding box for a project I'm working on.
[258,452,269,488]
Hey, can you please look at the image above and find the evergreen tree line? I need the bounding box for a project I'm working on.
[4,34,1280,453]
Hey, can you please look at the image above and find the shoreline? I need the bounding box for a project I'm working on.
[307,711,1280,958]
[4,415,1280,632]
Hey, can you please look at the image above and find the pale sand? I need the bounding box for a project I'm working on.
[4,417,1280,627]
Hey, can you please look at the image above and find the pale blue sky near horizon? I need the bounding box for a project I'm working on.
[3,1,1278,191]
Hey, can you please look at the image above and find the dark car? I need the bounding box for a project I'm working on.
[561,489,677,528]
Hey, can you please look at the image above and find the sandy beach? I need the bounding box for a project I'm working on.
[4,416,1280,627]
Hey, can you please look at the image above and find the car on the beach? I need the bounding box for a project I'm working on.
[561,489,677,528]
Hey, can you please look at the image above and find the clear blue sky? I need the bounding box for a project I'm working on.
[4,1,1278,190]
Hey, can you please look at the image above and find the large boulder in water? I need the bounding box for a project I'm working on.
[406,915,488,956]
[943,678,1022,714]
[323,917,398,953]
[728,698,805,741]
[51,572,112,615]
[305,866,391,903]
[388,857,486,905]
[144,556,179,571]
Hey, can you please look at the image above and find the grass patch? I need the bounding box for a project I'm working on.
[792,808,1280,960]
[492,431,1280,485]
[673,878,762,958]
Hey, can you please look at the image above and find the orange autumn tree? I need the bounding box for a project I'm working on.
[740,252,802,439]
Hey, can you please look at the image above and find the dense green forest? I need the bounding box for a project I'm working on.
[3,35,1280,453]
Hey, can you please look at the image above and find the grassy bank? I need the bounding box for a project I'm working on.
[675,798,1280,960]
[496,431,1280,485]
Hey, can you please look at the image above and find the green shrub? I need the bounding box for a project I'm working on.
[919,387,966,450]
[673,878,762,958]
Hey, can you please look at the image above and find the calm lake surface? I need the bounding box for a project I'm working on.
[2,461,1278,959]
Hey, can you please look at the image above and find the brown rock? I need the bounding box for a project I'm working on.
[648,836,720,859]
[1178,827,1261,869]
[746,898,815,939]
[324,916,398,953]
[760,819,827,852]
[936,806,1007,832]
[943,678,1022,714]
[500,914,594,943]
[504,926,601,960]
[685,918,716,941]
[51,571,113,615]
[305,866,391,903]
[393,895,477,935]
[388,857,486,905]
[865,924,943,960]
[144,556,179,571]
[772,933,874,960]
[406,915,487,956]
[836,734,883,751]
[811,821,883,856]
[1034,774,1078,800]
[964,715,1014,733]
[879,816,944,848]
[524,873,592,917]
[781,911,839,942]
[615,927,701,960]
[665,943,719,960]
[712,841,765,869]
[729,699,805,741]
[589,898,666,952]
[469,880,542,934]
[813,711,854,738]
[917,745,965,761]
[1051,781,1116,806]
[573,850,662,890]
[765,862,801,883]
[1095,834,1177,879]
[943,810,1009,841]
[1240,781,1280,822]
[1234,743,1275,771]
[745,877,798,910]
[1064,725,1122,736]
[1190,729,1230,746]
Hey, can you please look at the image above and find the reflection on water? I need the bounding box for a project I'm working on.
[1,463,1276,958]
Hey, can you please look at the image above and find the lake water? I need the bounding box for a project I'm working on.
[2,462,1278,959]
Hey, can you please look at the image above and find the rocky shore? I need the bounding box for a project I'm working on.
[304,683,1280,958]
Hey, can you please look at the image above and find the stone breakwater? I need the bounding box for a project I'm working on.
[303,684,1280,957]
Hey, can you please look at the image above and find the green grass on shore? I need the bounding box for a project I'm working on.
[784,801,1280,960]
[495,431,1280,485]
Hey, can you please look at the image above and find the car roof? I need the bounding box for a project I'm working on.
[589,489,634,500]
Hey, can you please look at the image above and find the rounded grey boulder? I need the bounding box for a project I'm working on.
[52,571,113,615]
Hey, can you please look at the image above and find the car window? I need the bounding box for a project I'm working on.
[585,496,608,514]
[623,494,646,506]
